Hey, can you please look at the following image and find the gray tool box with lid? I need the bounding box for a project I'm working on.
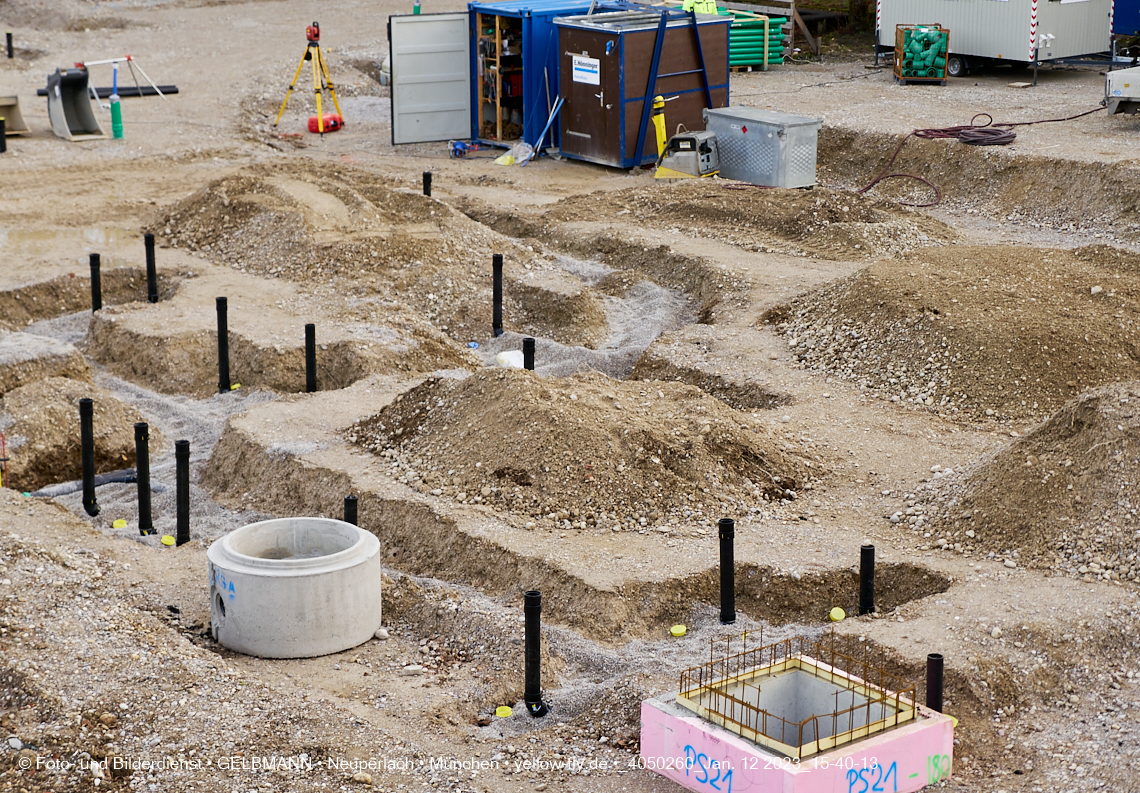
[703,106,821,188]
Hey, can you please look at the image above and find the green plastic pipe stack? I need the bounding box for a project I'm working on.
[727,15,787,67]
[899,26,947,79]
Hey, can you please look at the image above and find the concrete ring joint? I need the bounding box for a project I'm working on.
[207,517,382,658]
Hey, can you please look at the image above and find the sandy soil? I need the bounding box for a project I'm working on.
[3,1,1140,792]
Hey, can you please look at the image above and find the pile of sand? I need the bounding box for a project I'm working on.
[541,181,953,259]
[347,369,810,528]
[923,382,1140,577]
[0,377,164,492]
[151,163,538,336]
[779,245,1140,424]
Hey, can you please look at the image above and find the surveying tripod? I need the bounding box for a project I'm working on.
[273,21,344,134]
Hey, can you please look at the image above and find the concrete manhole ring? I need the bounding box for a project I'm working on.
[207,517,382,658]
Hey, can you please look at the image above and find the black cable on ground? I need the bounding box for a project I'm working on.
[858,105,1105,207]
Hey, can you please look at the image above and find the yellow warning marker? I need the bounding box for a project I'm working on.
[161,535,175,546]
[230,383,241,391]
[670,624,687,637]
[112,519,127,529]
[495,706,513,718]
[829,607,846,622]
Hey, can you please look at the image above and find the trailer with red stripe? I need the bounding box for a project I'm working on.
[875,0,1114,77]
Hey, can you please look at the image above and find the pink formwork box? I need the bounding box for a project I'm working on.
[640,692,955,793]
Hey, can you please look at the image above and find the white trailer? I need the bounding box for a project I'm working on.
[876,0,1113,76]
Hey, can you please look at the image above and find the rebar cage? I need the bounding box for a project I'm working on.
[677,631,917,759]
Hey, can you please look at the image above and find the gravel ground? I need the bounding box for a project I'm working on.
[4,1,1140,791]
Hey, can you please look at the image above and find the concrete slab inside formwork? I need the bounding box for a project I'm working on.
[641,691,954,793]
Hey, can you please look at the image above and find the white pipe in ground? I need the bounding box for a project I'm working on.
[207,517,382,658]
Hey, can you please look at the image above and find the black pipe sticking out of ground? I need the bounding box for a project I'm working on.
[175,440,190,546]
[145,233,158,303]
[926,653,944,713]
[135,422,153,536]
[492,253,503,337]
[344,494,358,526]
[79,398,99,517]
[305,323,317,393]
[719,517,735,624]
[859,544,876,615]
[524,590,548,717]
[422,171,432,197]
[89,253,102,312]
[523,337,535,371]
[0,118,6,154]
[6,32,12,59]
[216,297,230,393]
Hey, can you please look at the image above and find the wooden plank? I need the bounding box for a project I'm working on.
[495,15,503,141]
[792,8,818,55]
[477,12,484,136]
[722,0,792,17]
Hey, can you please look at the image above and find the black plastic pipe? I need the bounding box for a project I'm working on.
[522,337,535,371]
[926,653,944,713]
[0,118,5,154]
[344,494,358,526]
[79,398,99,517]
[859,544,876,615]
[524,590,549,717]
[89,253,102,312]
[305,323,317,393]
[175,439,190,546]
[145,233,158,303]
[6,32,12,59]
[492,254,503,337]
[216,297,230,393]
[36,84,180,99]
[422,171,432,197]
[135,423,153,536]
[719,517,735,624]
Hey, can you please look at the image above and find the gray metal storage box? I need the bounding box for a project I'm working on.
[703,107,821,188]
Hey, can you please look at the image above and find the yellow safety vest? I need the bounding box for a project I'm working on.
[682,0,718,13]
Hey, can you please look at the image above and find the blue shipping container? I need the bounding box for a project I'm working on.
[469,0,619,148]
[1116,0,1140,36]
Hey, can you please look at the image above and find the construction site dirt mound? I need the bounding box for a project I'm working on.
[818,126,1140,239]
[152,164,473,282]
[149,164,637,344]
[0,377,164,493]
[780,244,1140,424]
[540,181,954,260]
[0,332,91,396]
[920,382,1140,577]
[347,369,811,526]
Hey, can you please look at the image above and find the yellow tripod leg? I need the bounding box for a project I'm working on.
[312,46,324,133]
[317,48,345,121]
[274,51,309,127]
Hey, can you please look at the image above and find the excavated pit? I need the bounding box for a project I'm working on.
[202,375,951,642]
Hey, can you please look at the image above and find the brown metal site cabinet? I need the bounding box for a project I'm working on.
[554,10,730,169]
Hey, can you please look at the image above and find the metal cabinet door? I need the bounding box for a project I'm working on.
[389,13,471,144]
[559,30,620,164]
